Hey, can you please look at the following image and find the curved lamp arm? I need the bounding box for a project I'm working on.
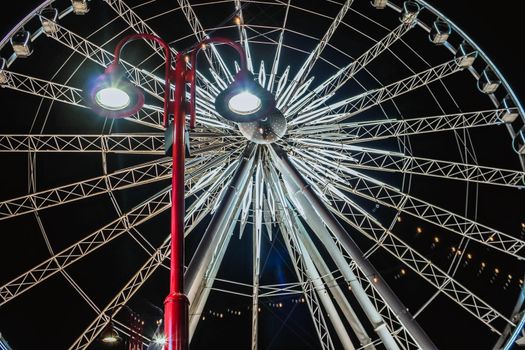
[187,38,248,129]
[107,33,173,127]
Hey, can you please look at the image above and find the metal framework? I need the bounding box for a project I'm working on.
[1,1,524,349]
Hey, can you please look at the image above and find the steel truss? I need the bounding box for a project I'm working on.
[0,0,524,349]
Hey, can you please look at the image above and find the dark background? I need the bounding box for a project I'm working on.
[1,1,524,350]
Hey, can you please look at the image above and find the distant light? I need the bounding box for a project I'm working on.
[234,16,241,25]
[101,335,119,343]
[481,262,486,268]
[495,268,500,274]
[433,236,440,243]
[95,87,131,111]
[278,302,283,308]
[153,334,167,345]
[416,227,423,234]
[396,216,402,222]
[372,276,379,283]
[467,253,473,260]
[451,246,456,252]
[228,91,262,115]
[400,268,406,275]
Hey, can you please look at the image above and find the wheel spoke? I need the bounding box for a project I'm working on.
[290,56,475,126]
[277,0,354,109]
[291,152,525,259]
[287,21,416,117]
[177,0,234,83]
[292,155,516,334]
[291,142,525,188]
[1,70,84,107]
[0,158,171,220]
[290,108,512,143]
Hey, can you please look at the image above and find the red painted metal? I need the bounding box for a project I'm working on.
[101,34,248,350]
[164,52,189,350]
[110,33,172,126]
[187,37,247,130]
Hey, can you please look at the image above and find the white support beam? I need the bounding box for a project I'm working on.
[294,215,377,350]
[277,218,336,350]
[286,21,415,117]
[273,163,404,350]
[271,144,438,349]
[278,0,354,109]
[188,185,247,339]
[0,189,171,306]
[290,155,518,333]
[234,0,254,73]
[291,56,473,126]
[292,143,525,188]
[291,109,510,144]
[177,0,233,83]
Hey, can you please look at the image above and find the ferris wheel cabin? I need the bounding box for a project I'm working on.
[456,41,478,67]
[0,58,7,85]
[39,7,59,35]
[10,29,32,58]
[429,18,452,45]
[371,0,388,10]
[71,0,90,15]
[400,1,421,24]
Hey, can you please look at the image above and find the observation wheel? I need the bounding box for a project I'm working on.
[1,1,525,349]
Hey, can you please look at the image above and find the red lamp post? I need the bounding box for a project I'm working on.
[86,34,272,350]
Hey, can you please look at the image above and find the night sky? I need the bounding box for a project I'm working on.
[0,1,524,350]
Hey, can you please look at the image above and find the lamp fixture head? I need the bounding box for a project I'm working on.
[214,69,276,123]
[86,64,144,119]
[100,321,121,345]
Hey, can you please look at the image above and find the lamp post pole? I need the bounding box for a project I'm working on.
[100,34,251,350]
[164,51,190,350]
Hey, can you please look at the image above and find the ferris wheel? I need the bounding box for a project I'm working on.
[0,0,524,349]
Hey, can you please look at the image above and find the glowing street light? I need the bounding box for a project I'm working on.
[100,322,121,345]
[86,64,144,119]
[86,33,275,350]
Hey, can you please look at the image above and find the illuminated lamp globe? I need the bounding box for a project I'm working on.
[215,69,275,123]
[238,108,287,144]
[86,65,144,119]
[100,322,121,345]
[228,91,262,115]
[95,87,131,110]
